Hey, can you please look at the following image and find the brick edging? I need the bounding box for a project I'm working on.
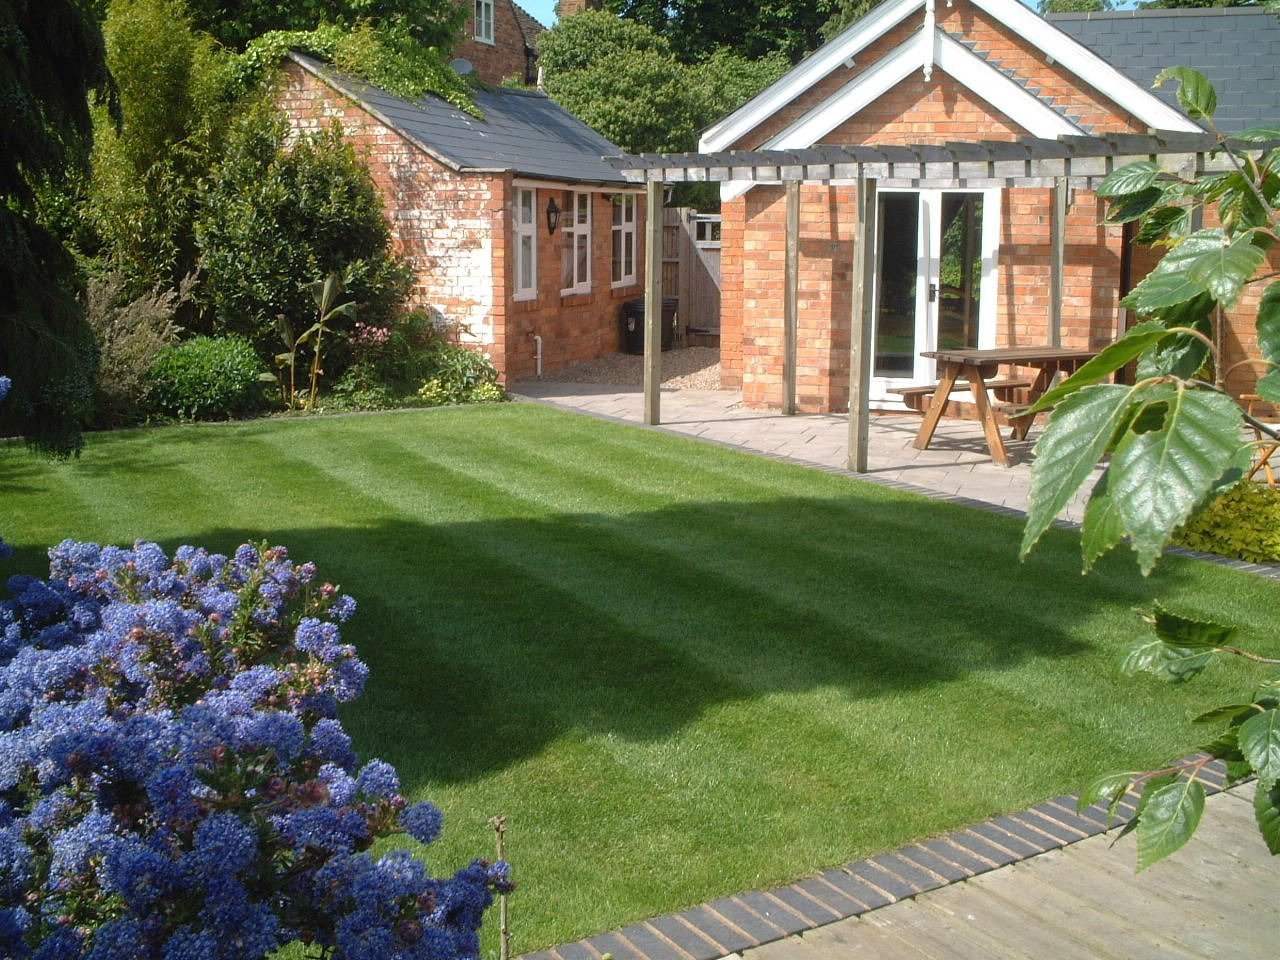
[521,759,1234,960]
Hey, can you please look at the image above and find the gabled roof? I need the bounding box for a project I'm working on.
[289,52,629,186]
[1049,8,1280,134]
[511,1,547,51]
[700,0,1198,154]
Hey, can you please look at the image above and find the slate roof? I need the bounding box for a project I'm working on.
[288,52,629,186]
[1048,7,1280,134]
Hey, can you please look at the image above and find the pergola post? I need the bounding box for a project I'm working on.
[1049,177,1068,347]
[643,178,664,425]
[783,180,801,416]
[847,176,877,473]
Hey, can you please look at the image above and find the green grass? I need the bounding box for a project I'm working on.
[1,404,1276,954]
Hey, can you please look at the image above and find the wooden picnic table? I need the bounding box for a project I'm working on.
[913,346,1097,467]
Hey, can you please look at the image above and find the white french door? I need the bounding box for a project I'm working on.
[869,188,1001,405]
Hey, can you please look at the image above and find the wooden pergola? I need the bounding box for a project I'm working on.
[610,131,1251,472]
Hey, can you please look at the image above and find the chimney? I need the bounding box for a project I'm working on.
[556,0,602,17]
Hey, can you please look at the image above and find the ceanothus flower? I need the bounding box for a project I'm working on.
[401,802,444,846]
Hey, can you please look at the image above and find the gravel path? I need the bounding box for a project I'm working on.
[539,346,723,390]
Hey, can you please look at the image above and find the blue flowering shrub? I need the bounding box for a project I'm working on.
[0,539,511,958]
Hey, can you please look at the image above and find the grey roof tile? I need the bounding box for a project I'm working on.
[1048,8,1280,134]
[289,52,630,185]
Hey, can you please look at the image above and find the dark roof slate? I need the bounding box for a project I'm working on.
[1048,8,1280,134]
[289,52,629,185]
[511,1,547,49]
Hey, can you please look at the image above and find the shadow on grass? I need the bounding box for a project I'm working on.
[2,490,1240,793]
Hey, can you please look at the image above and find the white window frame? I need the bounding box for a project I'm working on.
[474,0,494,44]
[561,191,591,296]
[514,187,537,301]
[611,194,637,288]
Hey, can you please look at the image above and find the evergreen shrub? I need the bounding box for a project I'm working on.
[146,336,265,421]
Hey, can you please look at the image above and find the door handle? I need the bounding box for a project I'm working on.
[928,283,938,302]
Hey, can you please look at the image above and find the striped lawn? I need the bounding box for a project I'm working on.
[1,403,1275,955]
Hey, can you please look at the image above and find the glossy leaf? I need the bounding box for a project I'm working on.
[1151,603,1236,651]
[1135,303,1213,380]
[1107,383,1249,573]
[1185,231,1268,309]
[1199,729,1245,763]
[1257,370,1280,403]
[1121,638,1213,682]
[1192,703,1261,726]
[1021,385,1131,558]
[1239,708,1280,789]
[1078,770,1136,818]
[1097,160,1163,198]
[1254,781,1280,854]
[1154,66,1216,121]
[1258,282,1280,367]
[1106,187,1165,224]
[1026,322,1170,415]
[1135,205,1190,246]
[1123,229,1228,313]
[1232,125,1280,143]
[1081,477,1125,572]
[1136,777,1205,871]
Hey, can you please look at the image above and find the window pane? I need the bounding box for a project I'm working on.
[562,230,574,288]
[520,235,533,290]
[520,189,533,223]
[576,233,588,285]
[625,233,633,277]
[612,229,622,283]
[613,199,622,227]
[576,193,589,223]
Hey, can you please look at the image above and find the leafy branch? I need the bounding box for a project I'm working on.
[1020,69,1280,867]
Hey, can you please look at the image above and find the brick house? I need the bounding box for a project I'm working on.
[452,0,546,86]
[278,51,645,384]
[700,0,1280,413]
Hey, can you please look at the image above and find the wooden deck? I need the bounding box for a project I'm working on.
[744,786,1276,960]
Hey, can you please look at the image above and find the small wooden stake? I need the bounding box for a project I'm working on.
[490,816,511,960]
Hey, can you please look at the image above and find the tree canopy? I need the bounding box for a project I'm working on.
[0,0,112,455]
[603,0,839,62]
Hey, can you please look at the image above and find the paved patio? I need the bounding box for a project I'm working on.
[512,379,1280,960]
[514,381,1096,523]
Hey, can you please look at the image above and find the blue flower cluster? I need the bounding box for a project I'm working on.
[0,540,511,959]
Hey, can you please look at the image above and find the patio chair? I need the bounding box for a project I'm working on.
[1232,360,1279,488]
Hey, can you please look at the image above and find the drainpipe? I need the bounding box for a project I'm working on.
[533,334,543,379]
[922,0,935,83]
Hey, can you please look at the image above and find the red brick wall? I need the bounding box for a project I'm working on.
[719,0,1156,411]
[454,0,534,86]
[502,188,647,381]
[276,60,643,385]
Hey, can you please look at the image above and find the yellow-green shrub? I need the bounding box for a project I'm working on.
[1173,481,1280,563]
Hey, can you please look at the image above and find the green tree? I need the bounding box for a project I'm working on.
[0,0,111,455]
[86,0,233,295]
[1040,0,1112,12]
[540,10,786,155]
[605,0,837,62]
[1140,0,1259,8]
[1019,69,1280,867]
[820,0,887,43]
[182,0,467,51]
[194,103,410,360]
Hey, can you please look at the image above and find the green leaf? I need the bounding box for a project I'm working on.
[1106,187,1165,224]
[1232,125,1280,143]
[1254,780,1280,854]
[1151,602,1236,651]
[1136,777,1205,871]
[1239,708,1280,789]
[1081,477,1125,572]
[1107,383,1249,573]
[1021,385,1132,558]
[1257,370,1280,404]
[1258,282,1280,368]
[1120,638,1213,681]
[1098,161,1164,198]
[1154,66,1217,121]
[1135,206,1190,246]
[1026,322,1170,415]
[1078,770,1136,817]
[1199,729,1245,762]
[1122,229,1229,313]
[1185,231,1268,309]
[1192,703,1261,726]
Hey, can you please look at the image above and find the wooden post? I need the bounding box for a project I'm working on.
[1049,178,1068,347]
[644,178,664,425]
[847,176,877,473]
[783,180,800,416]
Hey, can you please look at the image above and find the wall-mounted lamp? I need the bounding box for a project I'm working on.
[546,197,561,235]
